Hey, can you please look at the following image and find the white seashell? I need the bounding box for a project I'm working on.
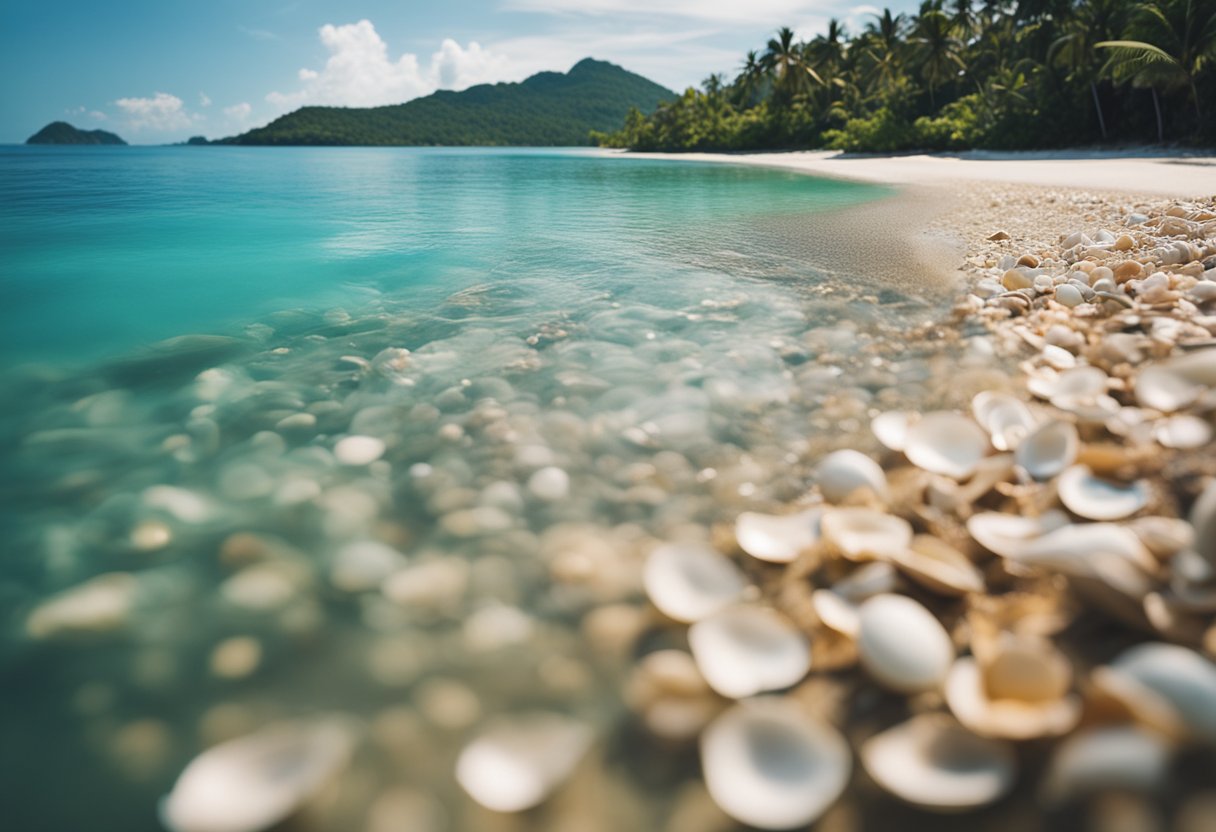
[1042,343,1077,369]
[1110,642,1216,741]
[856,594,953,693]
[334,435,386,466]
[1055,284,1085,308]
[1014,420,1079,481]
[904,412,990,479]
[161,720,355,832]
[860,714,1016,810]
[689,605,811,699]
[1154,414,1213,449]
[735,508,822,563]
[455,713,592,812]
[1042,366,1107,412]
[831,561,900,601]
[814,449,888,503]
[820,509,912,562]
[972,392,1037,451]
[1190,480,1216,567]
[1013,522,1156,577]
[1057,465,1149,521]
[643,544,746,623]
[1042,726,1172,803]
[890,535,984,596]
[871,411,915,452]
[701,697,851,830]
[811,590,860,637]
[1130,516,1195,559]
[1135,348,1216,412]
[945,640,1081,740]
[966,510,1070,558]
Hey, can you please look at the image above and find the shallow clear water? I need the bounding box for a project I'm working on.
[0,147,964,832]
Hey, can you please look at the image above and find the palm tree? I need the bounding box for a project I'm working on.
[762,26,820,101]
[1050,0,1126,139]
[1098,0,1216,124]
[733,50,766,107]
[913,9,965,109]
[861,9,909,97]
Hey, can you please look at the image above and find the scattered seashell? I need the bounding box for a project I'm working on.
[820,509,913,562]
[1057,465,1149,521]
[1154,414,1213,449]
[904,412,990,479]
[814,449,888,503]
[643,543,746,623]
[735,508,822,564]
[1014,420,1079,481]
[1108,642,1216,741]
[689,605,812,698]
[1041,726,1173,803]
[455,713,592,812]
[966,511,1070,559]
[890,535,984,596]
[856,594,953,693]
[161,720,355,832]
[1135,349,1216,412]
[871,411,915,452]
[700,697,851,830]
[972,391,1037,451]
[860,714,1016,810]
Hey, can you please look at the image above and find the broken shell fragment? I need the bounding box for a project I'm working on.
[860,713,1016,811]
[904,412,990,479]
[643,543,746,623]
[455,712,593,813]
[1057,465,1149,521]
[700,697,851,830]
[857,594,953,693]
[890,535,984,596]
[735,508,822,564]
[688,605,811,699]
[161,720,355,832]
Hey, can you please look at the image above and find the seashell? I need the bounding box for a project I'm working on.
[1130,516,1195,560]
[972,392,1037,451]
[700,697,851,830]
[1135,348,1216,412]
[966,510,1070,558]
[1041,726,1172,803]
[161,720,355,832]
[455,713,592,812]
[890,535,984,596]
[904,412,990,479]
[1014,420,1079,481]
[1055,284,1085,308]
[814,449,888,503]
[1189,479,1216,567]
[811,590,860,637]
[689,605,811,699]
[1109,642,1216,741]
[860,714,1016,811]
[1057,465,1149,521]
[735,508,823,564]
[1154,414,1213,449]
[643,544,746,623]
[1013,522,1156,577]
[945,637,1081,740]
[820,509,912,562]
[871,411,915,452]
[857,594,953,693]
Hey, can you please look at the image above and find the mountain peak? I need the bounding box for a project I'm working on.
[27,121,127,146]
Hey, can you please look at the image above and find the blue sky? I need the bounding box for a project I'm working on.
[2,0,919,144]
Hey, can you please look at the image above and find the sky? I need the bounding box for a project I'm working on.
[2,0,920,145]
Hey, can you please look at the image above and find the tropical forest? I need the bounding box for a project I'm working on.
[592,0,1216,152]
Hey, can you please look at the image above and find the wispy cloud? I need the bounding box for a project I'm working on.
[239,25,280,41]
[199,92,212,107]
[114,92,201,131]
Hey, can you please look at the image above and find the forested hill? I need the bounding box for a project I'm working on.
[27,122,127,145]
[221,59,675,146]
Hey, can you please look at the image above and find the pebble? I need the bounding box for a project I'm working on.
[1054,284,1084,308]
[334,435,386,465]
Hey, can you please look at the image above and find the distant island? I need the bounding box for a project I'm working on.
[27,121,127,145]
[210,58,673,147]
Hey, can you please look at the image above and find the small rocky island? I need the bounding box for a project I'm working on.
[26,121,127,145]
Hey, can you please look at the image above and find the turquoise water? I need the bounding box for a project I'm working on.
[1,146,888,364]
[0,147,953,832]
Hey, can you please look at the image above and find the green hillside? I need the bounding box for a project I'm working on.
[26,121,127,145]
[221,58,674,146]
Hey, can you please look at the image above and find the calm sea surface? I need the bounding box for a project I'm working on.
[1,147,957,832]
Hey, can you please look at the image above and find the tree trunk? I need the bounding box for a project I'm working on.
[1090,81,1107,140]
[1191,77,1203,122]
[1151,87,1163,144]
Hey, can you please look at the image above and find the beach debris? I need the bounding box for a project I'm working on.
[700,697,851,830]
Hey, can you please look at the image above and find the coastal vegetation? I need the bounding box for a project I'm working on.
[220,58,673,146]
[592,0,1216,152]
[26,121,126,145]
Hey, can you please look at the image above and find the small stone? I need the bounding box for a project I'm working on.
[1055,284,1085,308]
[1114,234,1134,251]
[334,435,385,465]
[1001,270,1034,291]
[210,636,262,679]
[988,231,1010,241]
[1016,254,1040,268]
[527,466,570,501]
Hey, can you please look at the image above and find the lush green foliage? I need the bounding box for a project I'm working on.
[595,0,1216,152]
[26,121,127,145]
[221,59,674,146]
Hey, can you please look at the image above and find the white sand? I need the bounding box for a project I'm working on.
[613,149,1216,198]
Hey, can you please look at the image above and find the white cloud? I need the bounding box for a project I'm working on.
[199,92,212,107]
[265,20,518,112]
[114,92,200,131]
[89,110,108,121]
[224,102,253,122]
